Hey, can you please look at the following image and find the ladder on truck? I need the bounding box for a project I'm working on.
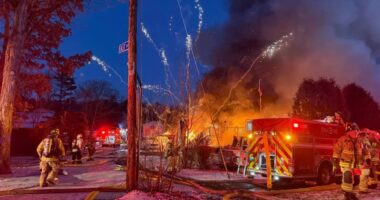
[236,137,249,176]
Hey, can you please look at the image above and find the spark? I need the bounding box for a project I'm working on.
[91,55,111,76]
[141,22,172,90]
[91,55,127,85]
[176,0,202,78]
[185,34,192,96]
[195,0,203,41]
[159,49,169,66]
[141,23,155,46]
[186,34,192,58]
[141,23,169,67]
[262,32,293,58]
[211,33,294,120]
[142,84,180,103]
[169,16,173,31]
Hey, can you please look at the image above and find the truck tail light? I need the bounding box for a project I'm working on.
[293,122,299,128]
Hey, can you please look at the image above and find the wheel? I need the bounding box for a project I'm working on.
[318,165,333,185]
[369,184,377,189]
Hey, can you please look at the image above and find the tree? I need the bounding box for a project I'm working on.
[0,0,91,174]
[342,83,380,130]
[52,72,77,108]
[293,78,346,119]
[76,80,121,131]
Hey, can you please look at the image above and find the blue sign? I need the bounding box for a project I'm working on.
[118,41,128,54]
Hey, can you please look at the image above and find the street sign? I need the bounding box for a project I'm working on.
[118,41,128,54]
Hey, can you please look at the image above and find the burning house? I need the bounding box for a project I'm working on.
[188,0,380,141]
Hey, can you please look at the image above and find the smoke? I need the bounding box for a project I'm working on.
[197,0,380,117]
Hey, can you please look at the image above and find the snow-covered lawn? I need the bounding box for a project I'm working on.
[266,188,380,200]
[177,169,248,181]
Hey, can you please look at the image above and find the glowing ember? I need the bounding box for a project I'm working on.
[195,0,204,41]
[262,32,293,58]
[91,55,127,85]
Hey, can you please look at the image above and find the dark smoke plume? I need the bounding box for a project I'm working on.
[197,0,380,115]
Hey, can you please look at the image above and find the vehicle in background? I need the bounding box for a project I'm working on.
[96,128,123,147]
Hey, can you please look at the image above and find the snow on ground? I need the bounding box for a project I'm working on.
[268,188,380,200]
[118,190,157,200]
[0,193,88,200]
[177,169,248,181]
[0,148,125,192]
[117,189,219,200]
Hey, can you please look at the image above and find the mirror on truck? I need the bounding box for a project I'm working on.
[246,121,253,132]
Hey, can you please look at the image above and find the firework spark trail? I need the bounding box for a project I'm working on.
[186,34,192,57]
[211,33,294,120]
[142,84,181,103]
[141,23,169,67]
[160,49,169,66]
[92,55,180,103]
[141,22,172,90]
[141,23,156,48]
[91,55,111,76]
[90,57,179,100]
[185,34,192,95]
[176,0,203,76]
[194,0,203,41]
[91,55,127,85]
[262,32,293,58]
[169,16,173,31]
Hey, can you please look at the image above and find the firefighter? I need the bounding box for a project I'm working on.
[358,131,371,193]
[334,111,346,127]
[36,128,65,187]
[72,134,84,164]
[86,137,96,161]
[363,129,380,189]
[333,123,371,200]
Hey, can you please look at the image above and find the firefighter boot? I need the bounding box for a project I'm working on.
[344,192,358,200]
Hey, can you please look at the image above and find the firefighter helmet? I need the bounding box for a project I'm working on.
[345,122,359,132]
[49,128,60,137]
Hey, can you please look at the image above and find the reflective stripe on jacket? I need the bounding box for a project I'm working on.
[333,134,370,168]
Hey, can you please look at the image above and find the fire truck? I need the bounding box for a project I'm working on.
[239,117,345,185]
[96,128,122,147]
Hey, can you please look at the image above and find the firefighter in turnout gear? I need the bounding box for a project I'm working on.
[362,129,380,189]
[333,123,371,200]
[36,128,65,187]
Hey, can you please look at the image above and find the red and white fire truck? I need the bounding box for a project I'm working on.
[95,128,123,147]
[239,117,345,185]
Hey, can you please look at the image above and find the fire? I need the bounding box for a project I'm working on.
[186,131,196,141]
[185,93,291,147]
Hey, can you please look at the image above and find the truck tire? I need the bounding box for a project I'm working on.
[369,184,377,189]
[317,165,332,185]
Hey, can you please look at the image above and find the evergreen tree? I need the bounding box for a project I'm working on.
[52,72,77,107]
[293,78,346,119]
[343,83,380,130]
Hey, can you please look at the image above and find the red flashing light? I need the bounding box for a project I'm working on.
[102,131,106,134]
[293,122,299,128]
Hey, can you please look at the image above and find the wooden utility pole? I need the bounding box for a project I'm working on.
[127,0,137,190]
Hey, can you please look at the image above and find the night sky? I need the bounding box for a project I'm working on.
[59,0,228,100]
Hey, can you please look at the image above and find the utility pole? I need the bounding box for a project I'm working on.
[127,0,137,190]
